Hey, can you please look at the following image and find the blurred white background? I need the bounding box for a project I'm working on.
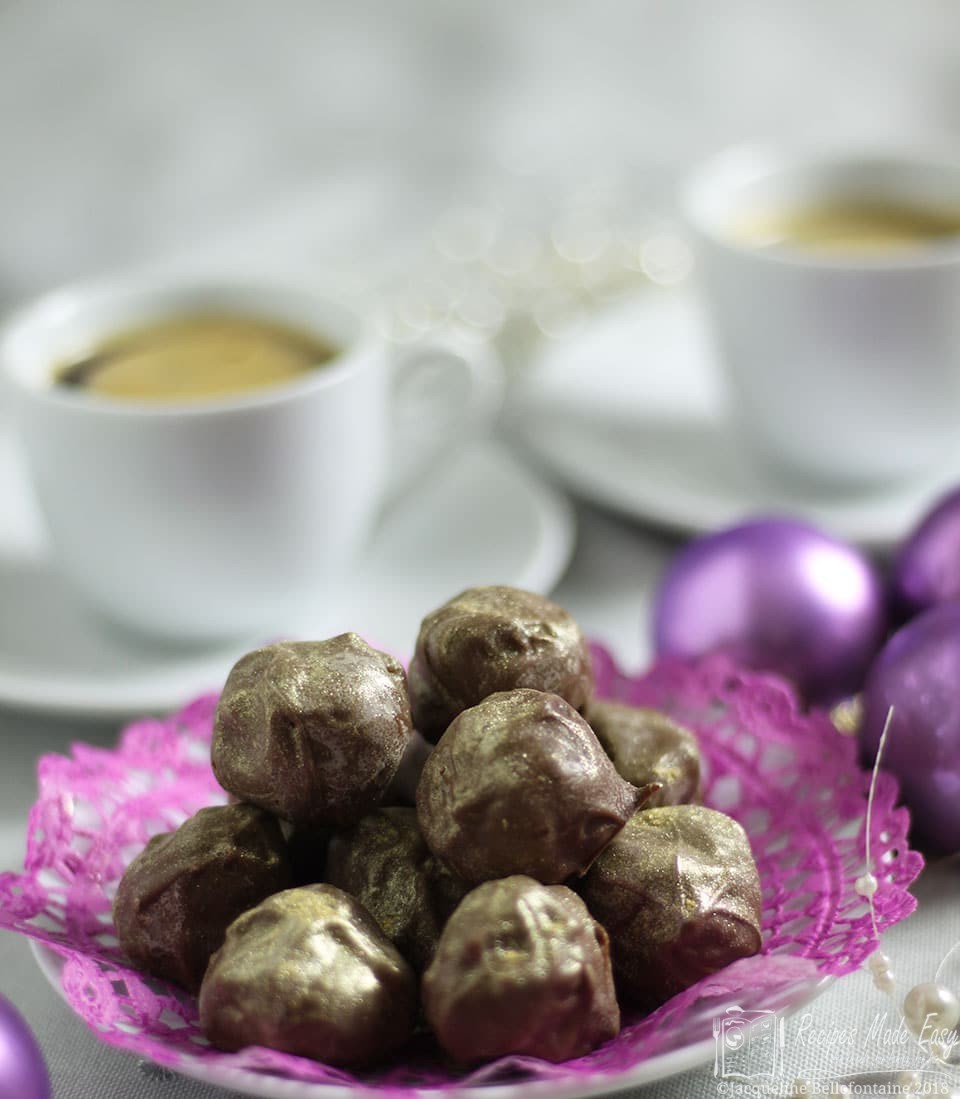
[0,0,957,299]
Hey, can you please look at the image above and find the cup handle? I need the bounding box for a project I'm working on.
[386,335,504,499]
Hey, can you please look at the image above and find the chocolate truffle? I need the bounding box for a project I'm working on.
[417,688,650,884]
[326,807,468,971]
[579,806,762,1008]
[586,700,701,807]
[423,876,619,1063]
[199,884,417,1066]
[383,730,433,806]
[408,585,593,742]
[211,635,413,828]
[114,803,293,991]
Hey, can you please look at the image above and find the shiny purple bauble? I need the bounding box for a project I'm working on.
[653,518,887,705]
[861,602,960,853]
[890,487,960,620]
[0,995,50,1099]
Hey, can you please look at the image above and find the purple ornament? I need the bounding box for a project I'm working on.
[861,601,960,854]
[653,517,887,705]
[891,486,960,619]
[0,995,50,1099]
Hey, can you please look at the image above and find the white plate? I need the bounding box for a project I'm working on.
[30,941,831,1099]
[507,288,960,550]
[0,431,574,718]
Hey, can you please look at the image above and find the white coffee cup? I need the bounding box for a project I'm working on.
[0,275,502,641]
[682,144,960,489]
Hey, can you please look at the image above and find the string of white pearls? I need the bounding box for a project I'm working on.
[854,869,960,1068]
[866,950,896,994]
[856,873,899,996]
[863,942,960,1061]
[845,705,960,1086]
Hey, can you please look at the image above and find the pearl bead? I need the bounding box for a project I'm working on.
[875,969,895,993]
[866,950,895,992]
[855,873,878,898]
[902,981,960,1038]
[867,948,891,971]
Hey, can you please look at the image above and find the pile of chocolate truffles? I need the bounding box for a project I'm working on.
[114,586,762,1069]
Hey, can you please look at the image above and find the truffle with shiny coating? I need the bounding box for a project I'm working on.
[199,884,417,1065]
[211,635,412,828]
[423,875,619,1063]
[383,730,433,806]
[325,807,469,971]
[408,586,593,742]
[114,803,293,991]
[586,700,701,807]
[417,688,651,884]
[578,806,762,1008]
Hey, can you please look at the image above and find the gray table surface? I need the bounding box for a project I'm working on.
[0,502,955,1099]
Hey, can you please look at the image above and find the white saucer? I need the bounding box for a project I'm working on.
[0,431,574,718]
[507,288,960,550]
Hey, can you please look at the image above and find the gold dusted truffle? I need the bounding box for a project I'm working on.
[578,805,762,1008]
[113,803,293,991]
[199,884,417,1066]
[417,688,652,884]
[325,807,469,971]
[422,875,620,1063]
[408,585,594,741]
[586,700,701,807]
[211,635,412,828]
[382,730,433,806]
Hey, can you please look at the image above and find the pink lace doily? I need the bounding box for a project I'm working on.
[0,645,923,1093]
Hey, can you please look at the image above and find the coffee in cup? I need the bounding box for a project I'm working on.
[0,276,502,641]
[729,200,960,255]
[54,313,340,403]
[682,144,960,489]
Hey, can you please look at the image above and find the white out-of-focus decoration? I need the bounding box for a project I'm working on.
[372,174,693,369]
